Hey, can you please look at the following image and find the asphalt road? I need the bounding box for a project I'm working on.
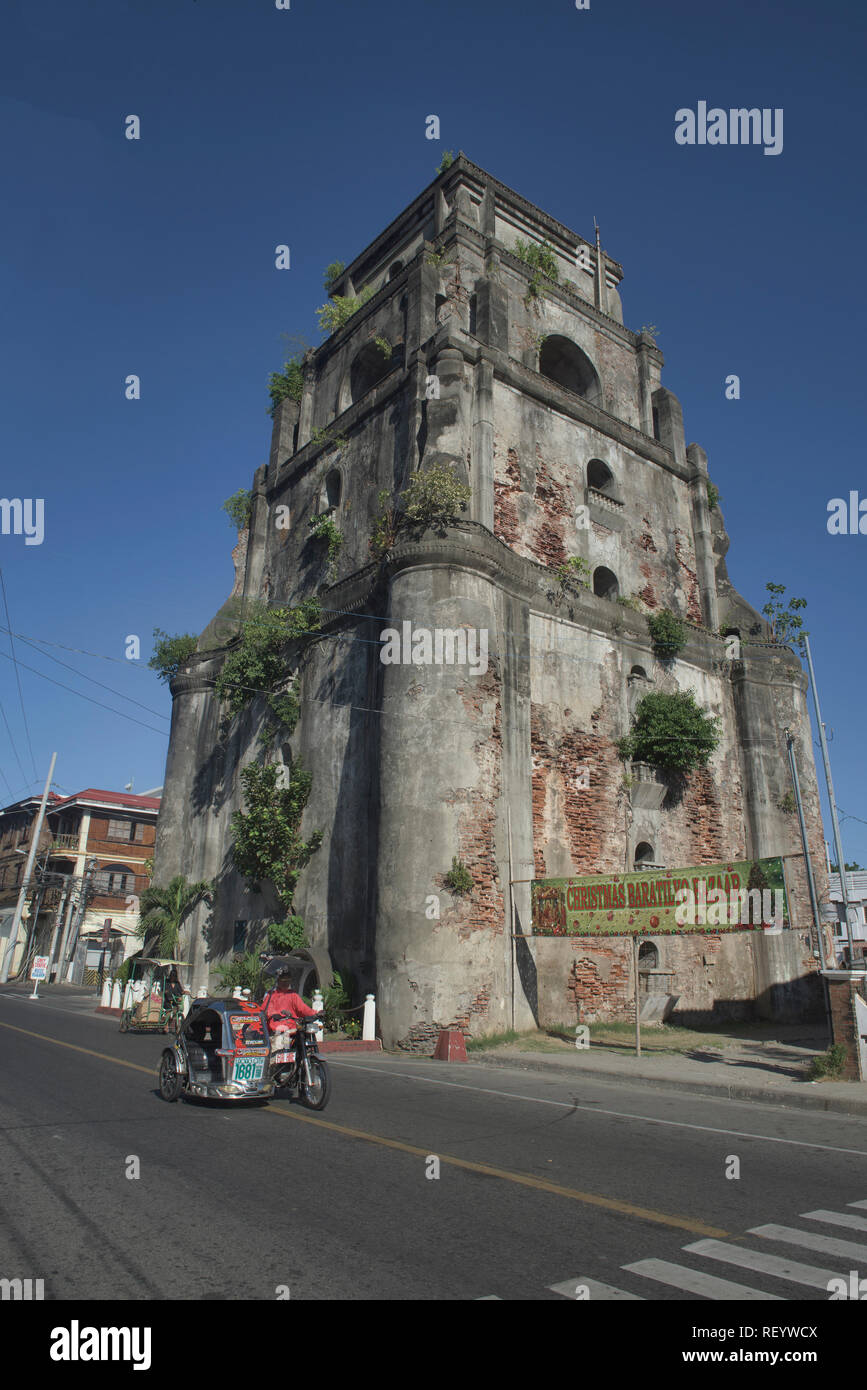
[2,988,867,1303]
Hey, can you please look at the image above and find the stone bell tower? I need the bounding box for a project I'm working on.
[154,155,829,1047]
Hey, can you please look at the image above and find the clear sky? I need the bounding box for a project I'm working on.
[1,0,865,865]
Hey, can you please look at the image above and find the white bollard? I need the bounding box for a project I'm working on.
[312,988,324,1042]
[362,994,376,1041]
[110,979,122,1009]
[121,981,133,1013]
[100,978,112,1008]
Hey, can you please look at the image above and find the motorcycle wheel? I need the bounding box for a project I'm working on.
[158,1050,182,1102]
[299,1056,330,1111]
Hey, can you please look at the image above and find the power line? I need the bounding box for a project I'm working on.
[0,625,169,721]
[0,685,29,791]
[0,570,38,780]
[0,649,168,736]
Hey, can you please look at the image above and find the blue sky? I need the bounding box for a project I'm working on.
[1,0,865,864]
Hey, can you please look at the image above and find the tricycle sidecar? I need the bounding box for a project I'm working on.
[158,997,274,1103]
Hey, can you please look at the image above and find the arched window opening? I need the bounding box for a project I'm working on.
[350,341,393,403]
[324,469,342,511]
[539,335,602,404]
[587,458,616,497]
[638,941,659,969]
[388,260,404,281]
[629,665,649,680]
[593,566,619,600]
[634,842,656,868]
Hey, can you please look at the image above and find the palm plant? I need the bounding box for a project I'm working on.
[136,875,213,960]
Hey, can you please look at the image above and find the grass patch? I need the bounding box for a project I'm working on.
[466,1028,523,1052]
[808,1043,848,1081]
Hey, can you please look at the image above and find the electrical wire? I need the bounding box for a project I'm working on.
[0,626,169,721]
[0,649,168,736]
[0,570,38,780]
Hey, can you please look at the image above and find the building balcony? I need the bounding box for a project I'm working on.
[587,487,625,513]
[629,762,668,811]
[49,834,80,853]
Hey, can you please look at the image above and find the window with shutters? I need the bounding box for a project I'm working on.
[107,818,131,841]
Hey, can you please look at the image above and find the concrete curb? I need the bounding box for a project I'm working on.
[471,1051,867,1117]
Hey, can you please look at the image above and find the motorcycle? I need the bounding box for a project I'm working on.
[269,1009,330,1111]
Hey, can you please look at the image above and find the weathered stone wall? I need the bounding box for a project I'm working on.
[154,155,830,1044]
[535,928,824,1029]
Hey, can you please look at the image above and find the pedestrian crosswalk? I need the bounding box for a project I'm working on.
[535,1197,867,1301]
[473,1197,867,1300]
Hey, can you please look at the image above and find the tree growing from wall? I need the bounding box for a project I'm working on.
[222,489,252,531]
[148,630,199,684]
[231,762,323,917]
[215,598,322,731]
[618,690,720,776]
[648,609,686,659]
[762,583,808,645]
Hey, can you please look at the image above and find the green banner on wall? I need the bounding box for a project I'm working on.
[531,857,789,936]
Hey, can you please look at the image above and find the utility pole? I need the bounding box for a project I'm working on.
[56,859,97,984]
[785,729,826,969]
[801,635,855,962]
[46,874,72,981]
[0,753,57,983]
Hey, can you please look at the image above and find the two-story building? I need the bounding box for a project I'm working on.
[0,787,161,983]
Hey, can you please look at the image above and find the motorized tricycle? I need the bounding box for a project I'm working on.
[119,958,192,1034]
[157,995,329,1108]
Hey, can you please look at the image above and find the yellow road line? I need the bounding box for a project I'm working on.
[0,1018,728,1237]
[0,1019,155,1075]
[266,1103,728,1236]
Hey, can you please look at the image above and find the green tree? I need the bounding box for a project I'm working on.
[215,598,321,726]
[554,556,591,594]
[148,630,198,684]
[401,463,471,531]
[648,609,686,658]
[267,355,305,416]
[268,917,308,952]
[618,690,720,776]
[308,513,343,581]
[316,286,374,336]
[231,762,323,915]
[762,583,808,645]
[223,489,253,531]
[136,875,213,960]
[323,261,345,292]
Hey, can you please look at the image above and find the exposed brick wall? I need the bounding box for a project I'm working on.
[674,529,703,623]
[685,766,727,863]
[441,666,505,942]
[493,445,521,546]
[530,448,570,567]
[566,941,633,1022]
[395,987,493,1052]
[826,976,866,1080]
[531,702,622,877]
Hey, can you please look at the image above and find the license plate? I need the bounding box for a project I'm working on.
[232,1056,265,1083]
[273,1051,294,1064]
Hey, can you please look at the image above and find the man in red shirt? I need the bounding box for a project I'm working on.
[263,970,317,1056]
